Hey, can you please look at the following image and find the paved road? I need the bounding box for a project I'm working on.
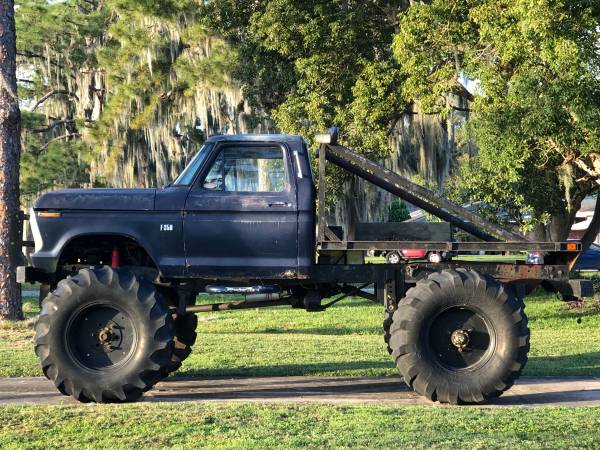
[1,376,599,407]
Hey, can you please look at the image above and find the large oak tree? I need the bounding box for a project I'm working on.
[394,0,600,240]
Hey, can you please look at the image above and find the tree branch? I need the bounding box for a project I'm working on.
[30,89,79,112]
[32,119,76,133]
[404,105,472,116]
[449,105,472,112]
[17,51,78,79]
[572,157,600,184]
[39,133,82,151]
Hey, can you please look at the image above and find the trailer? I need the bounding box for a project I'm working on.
[18,128,592,404]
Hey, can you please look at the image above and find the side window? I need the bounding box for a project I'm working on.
[203,146,286,192]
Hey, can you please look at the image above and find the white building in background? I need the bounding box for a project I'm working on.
[569,196,599,243]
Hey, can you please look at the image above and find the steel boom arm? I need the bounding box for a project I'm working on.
[323,143,526,242]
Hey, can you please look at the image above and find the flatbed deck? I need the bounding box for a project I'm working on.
[318,240,580,253]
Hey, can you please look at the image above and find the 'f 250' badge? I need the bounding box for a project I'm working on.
[160,224,174,231]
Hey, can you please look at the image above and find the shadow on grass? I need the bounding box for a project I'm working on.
[525,352,600,377]
[176,360,395,378]
[528,308,600,323]
[195,297,379,309]
[200,326,383,336]
[322,300,380,309]
[176,352,600,379]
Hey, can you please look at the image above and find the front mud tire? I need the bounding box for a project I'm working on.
[34,266,174,403]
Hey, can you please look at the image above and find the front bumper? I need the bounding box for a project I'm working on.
[16,266,53,285]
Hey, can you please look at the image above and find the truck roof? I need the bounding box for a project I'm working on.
[204,134,305,145]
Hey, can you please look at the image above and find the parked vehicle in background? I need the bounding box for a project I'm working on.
[528,243,600,270]
[574,244,600,270]
[359,222,453,264]
[526,251,543,265]
[385,249,451,264]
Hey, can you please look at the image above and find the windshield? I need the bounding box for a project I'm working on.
[172,143,213,186]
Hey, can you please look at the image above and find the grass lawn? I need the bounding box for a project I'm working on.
[2,288,600,379]
[1,288,599,449]
[454,254,527,263]
[1,403,599,449]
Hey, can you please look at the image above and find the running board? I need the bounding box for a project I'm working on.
[205,285,281,295]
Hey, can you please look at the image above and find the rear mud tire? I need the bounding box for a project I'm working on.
[163,313,198,375]
[383,310,393,354]
[34,266,174,403]
[389,269,529,404]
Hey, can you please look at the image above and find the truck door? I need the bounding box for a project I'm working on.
[183,142,299,278]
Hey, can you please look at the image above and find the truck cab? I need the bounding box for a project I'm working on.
[28,134,315,282]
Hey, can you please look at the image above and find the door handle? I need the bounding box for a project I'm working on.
[269,202,291,207]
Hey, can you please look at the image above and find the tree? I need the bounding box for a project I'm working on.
[0,0,23,320]
[15,0,105,201]
[15,0,266,191]
[19,0,599,245]
[387,199,410,222]
[203,0,410,208]
[394,0,600,241]
[238,0,406,153]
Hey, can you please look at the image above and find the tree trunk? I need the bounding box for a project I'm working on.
[528,193,585,243]
[546,208,574,242]
[0,0,23,321]
[578,193,600,254]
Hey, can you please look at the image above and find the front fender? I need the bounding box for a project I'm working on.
[30,210,184,276]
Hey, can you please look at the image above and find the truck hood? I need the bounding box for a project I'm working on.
[34,189,156,211]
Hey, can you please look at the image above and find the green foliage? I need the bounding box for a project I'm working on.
[394,0,600,237]
[347,61,406,155]
[15,0,600,236]
[16,0,106,68]
[20,140,94,206]
[15,0,106,203]
[16,0,240,193]
[18,109,94,207]
[205,0,407,205]
[247,1,404,151]
[386,199,410,223]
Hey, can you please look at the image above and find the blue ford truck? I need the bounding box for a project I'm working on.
[19,128,592,404]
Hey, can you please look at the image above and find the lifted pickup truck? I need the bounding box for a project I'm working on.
[19,128,592,404]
